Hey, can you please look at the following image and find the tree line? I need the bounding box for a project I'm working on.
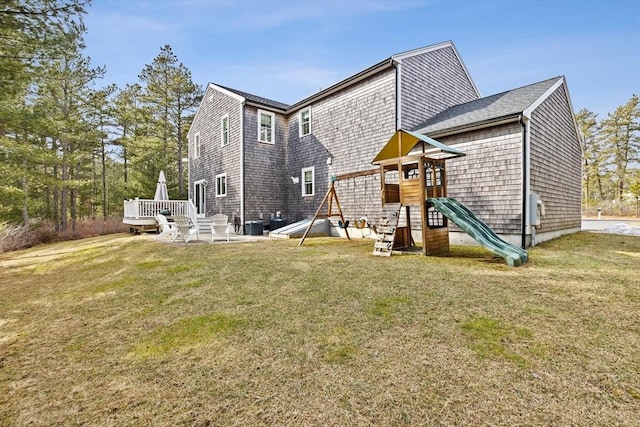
[1,1,639,234]
[0,0,201,232]
[576,95,640,216]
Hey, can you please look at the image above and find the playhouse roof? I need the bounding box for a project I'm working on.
[372,129,465,164]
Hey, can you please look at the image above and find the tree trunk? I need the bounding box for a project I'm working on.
[60,141,68,232]
[102,134,108,219]
[21,159,29,227]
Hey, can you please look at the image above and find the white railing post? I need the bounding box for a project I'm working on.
[188,200,198,225]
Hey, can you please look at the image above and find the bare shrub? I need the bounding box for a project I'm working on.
[0,218,129,254]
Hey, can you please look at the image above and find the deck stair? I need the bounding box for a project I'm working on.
[196,217,213,233]
[373,207,401,257]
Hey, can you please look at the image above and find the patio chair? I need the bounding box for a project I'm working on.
[211,213,230,242]
[172,215,199,243]
[155,214,177,240]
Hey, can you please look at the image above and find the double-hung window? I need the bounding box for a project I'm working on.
[302,167,314,197]
[221,114,229,147]
[258,110,275,144]
[194,132,201,159]
[216,173,226,197]
[299,107,311,136]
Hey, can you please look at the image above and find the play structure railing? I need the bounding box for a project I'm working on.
[123,198,197,224]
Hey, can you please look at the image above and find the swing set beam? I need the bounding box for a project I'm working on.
[333,167,380,181]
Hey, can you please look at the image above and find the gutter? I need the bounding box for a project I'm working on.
[245,101,286,114]
[425,114,521,139]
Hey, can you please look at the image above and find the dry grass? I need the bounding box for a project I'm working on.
[0,218,129,254]
[0,232,638,426]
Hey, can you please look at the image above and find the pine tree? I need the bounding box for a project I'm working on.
[576,109,605,212]
[600,95,640,200]
[138,45,201,199]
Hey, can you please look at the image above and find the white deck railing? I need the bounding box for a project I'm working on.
[123,198,198,224]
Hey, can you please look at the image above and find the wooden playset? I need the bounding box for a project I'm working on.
[371,129,465,256]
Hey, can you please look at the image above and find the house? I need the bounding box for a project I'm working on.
[186,40,582,247]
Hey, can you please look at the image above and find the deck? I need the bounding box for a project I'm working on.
[123,198,197,233]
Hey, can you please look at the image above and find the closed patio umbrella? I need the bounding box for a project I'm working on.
[154,170,169,201]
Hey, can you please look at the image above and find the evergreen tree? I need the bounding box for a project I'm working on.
[138,45,201,199]
[599,94,640,201]
[576,109,605,211]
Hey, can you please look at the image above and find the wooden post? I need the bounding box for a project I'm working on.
[419,159,428,255]
[299,182,350,246]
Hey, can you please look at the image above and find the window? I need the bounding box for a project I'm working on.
[299,107,311,136]
[302,167,314,197]
[216,173,226,197]
[194,132,201,159]
[221,114,229,147]
[258,110,274,144]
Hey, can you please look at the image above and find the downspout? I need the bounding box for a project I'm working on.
[520,115,530,249]
[240,102,245,229]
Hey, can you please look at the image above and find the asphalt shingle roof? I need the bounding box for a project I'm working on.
[216,84,290,111]
[413,76,562,135]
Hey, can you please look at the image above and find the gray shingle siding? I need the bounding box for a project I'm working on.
[189,85,243,218]
[437,122,524,234]
[400,45,479,129]
[529,85,582,232]
[286,69,396,222]
[243,106,289,222]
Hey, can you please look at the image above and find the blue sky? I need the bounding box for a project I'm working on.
[84,0,640,118]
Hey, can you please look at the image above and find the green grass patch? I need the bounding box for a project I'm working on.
[319,327,357,364]
[368,295,413,322]
[133,313,242,358]
[461,316,533,367]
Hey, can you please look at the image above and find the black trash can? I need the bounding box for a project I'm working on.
[245,220,263,236]
[269,218,287,231]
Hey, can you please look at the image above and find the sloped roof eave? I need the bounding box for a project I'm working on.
[420,114,523,138]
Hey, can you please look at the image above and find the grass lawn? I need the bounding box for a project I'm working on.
[1,232,638,426]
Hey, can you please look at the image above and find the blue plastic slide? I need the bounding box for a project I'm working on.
[427,197,529,266]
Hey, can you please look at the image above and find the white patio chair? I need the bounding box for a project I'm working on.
[211,213,230,242]
[155,214,177,240]
[172,215,199,243]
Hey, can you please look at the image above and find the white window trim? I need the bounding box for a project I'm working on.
[299,107,311,137]
[194,132,201,159]
[193,179,206,216]
[257,109,275,144]
[302,166,315,197]
[215,173,227,197]
[220,113,229,147]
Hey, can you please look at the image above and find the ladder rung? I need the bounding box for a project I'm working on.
[374,241,393,249]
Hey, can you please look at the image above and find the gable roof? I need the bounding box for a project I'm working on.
[289,40,479,112]
[207,41,478,115]
[413,76,564,136]
[216,84,290,112]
